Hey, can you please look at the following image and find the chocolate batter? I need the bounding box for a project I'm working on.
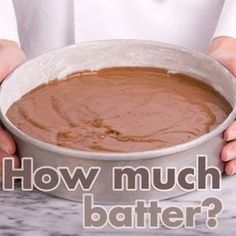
[7,67,232,152]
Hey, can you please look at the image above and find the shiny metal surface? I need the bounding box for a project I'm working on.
[0,40,236,203]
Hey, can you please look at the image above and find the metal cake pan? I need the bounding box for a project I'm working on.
[0,40,236,204]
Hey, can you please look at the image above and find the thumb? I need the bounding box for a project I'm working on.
[208,37,236,77]
[210,49,236,76]
[0,40,26,82]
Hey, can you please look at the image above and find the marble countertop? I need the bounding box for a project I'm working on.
[0,174,236,236]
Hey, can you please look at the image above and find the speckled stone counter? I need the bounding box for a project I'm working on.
[0,174,236,236]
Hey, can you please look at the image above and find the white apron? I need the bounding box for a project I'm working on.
[1,0,235,58]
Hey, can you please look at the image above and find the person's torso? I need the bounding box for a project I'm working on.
[13,0,224,58]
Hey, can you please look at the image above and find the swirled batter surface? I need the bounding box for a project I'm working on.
[7,67,232,152]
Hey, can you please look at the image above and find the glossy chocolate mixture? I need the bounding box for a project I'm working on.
[7,67,232,152]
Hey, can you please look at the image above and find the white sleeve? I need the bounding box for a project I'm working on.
[0,0,19,43]
[213,0,236,39]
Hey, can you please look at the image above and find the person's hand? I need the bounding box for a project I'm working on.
[209,37,236,175]
[0,40,26,173]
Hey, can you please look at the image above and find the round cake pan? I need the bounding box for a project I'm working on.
[0,40,236,204]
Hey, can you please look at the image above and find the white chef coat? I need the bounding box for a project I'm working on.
[1,0,236,58]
